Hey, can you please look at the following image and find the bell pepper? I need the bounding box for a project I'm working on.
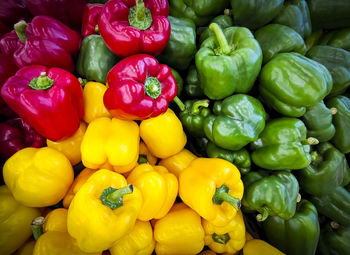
[81,4,103,38]
[305,30,323,51]
[318,222,350,255]
[198,14,233,44]
[243,239,285,255]
[15,239,35,255]
[140,108,187,159]
[206,141,251,175]
[242,171,300,221]
[0,117,45,160]
[202,210,246,254]
[318,28,350,51]
[109,220,155,255]
[326,95,350,154]
[196,23,262,100]
[138,141,158,165]
[263,199,320,255]
[204,94,266,151]
[157,16,196,70]
[301,101,336,142]
[184,65,204,98]
[179,158,244,227]
[170,68,183,97]
[153,203,205,255]
[127,164,178,221]
[188,136,209,158]
[255,24,307,64]
[77,35,120,84]
[1,65,84,141]
[0,185,41,255]
[80,117,139,173]
[104,54,177,120]
[259,52,333,117]
[251,118,318,170]
[98,0,170,57]
[0,30,23,56]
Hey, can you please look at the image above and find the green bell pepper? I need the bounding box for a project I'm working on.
[255,24,307,64]
[187,137,209,158]
[251,118,318,170]
[204,94,266,151]
[242,170,299,221]
[158,16,196,70]
[263,199,320,255]
[326,96,350,154]
[206,141,251,174]
[198,14,233,44]
[170,68,183,97]
[196,23,262,100]
[305,30,323,51]
[76,35,119,84]
[318,28,350,51]
[318,222,350,255]
[184,65,204,98]
[259,52,333,117]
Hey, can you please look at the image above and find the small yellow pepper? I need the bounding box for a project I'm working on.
[138,141,158,165]
[243,239,286,255]
[179,158,244,227]
[67,169,142,253]
[3,147,74,207]
[140,109,187,159]
[154,203,205,255]
[81,117,139,173]
[14,239,35,255]
[47,122,87,165]
[159,149,197,178]
[109,220,155,255]
[0,185,41,255]
[203,210,246,254]
[83,81,111,123]
[127,164,178,221]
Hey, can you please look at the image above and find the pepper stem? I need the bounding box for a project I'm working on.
[95,25,99,34]
[330,107,337,115]
[311,151,322,165]
[212,185,241,210]
[256,207,269,222]
[330,221,339,229]
[212,233,231,244]
[128,0,153,30]
[297,193,301,203]
[144,77,162,99]
[191,99,209,114]
[138,154,148,164]
[302,137,319,145]
[173,96,186,112]
[100,185,133,209]
[209,23,232,55]
[14,20,27,43]
[31,216,45,240]
[224,9,232,16]
[28,72,54,90]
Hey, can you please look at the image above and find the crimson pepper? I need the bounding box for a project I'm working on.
[98,0,170,57]
[82,3,104,38]
[13,16,81,72]
[1,65,84,141]
[103,54,177,120]
[0,0,31,27]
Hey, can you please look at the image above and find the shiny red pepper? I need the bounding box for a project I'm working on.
[1,65,84,141]
[98,0,170,57]
[103,54,177,120]
[82,3,104,38]
[13,16,81,72]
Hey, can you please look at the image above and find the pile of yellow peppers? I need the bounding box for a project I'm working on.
[0,82,285,255]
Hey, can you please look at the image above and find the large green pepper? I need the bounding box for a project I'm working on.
[326,96,350,154]
[251,118,317,170]
[318,222,350,255]
[255,24,307,64]
[76,35,119,84]
[263,199,320,255]
[158,16,196,70]
[206,141,251,174]
[198,14,233,44]
[170,68,183,97]
[242,171,299,221]
[196,23,262,100]
[319,28,350,51]
[259,52,333,117]
[184,66,204,98]
[204,94,266,151]
[297,142,350,196]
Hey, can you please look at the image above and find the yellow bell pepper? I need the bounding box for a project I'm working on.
[140,109,187,159]
[109,220,155,255]
[3,147,74,207]
[83,81,111,123]
[154,203,205,255]
[14,239,35,255]
[179,158,244,227]
[47,122,87,165]
[0,185,41,255]
[67,169,142,253]
[159,149,197,178]
[81,117,139,173]
[127,164,178,221]
[243,239,286,255]
[138,141,158,165]
[203,210,246,254]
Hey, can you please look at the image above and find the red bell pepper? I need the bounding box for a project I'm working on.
[103,54,177,120]
[82,4,104,38]
[13,16,81,72]
[1,65,84,141]
[98,0,170,57]
[0,30,23,56]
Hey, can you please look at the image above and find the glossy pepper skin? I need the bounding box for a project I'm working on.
[196,24,262,100]
[318,223,350,255]
[259,52,333,117]
[104,54,177,120]
[137,141,158,165]
[263,199,320,255]
[184,65,204,98]
[318,28,350,51]
[179,158,244,227]
[0,185,41,255]
[99,0,170,57]
[198,14,233,44]
[243,239,286,255]
[242,171,299,221]
[81,4,103,38]
[204,94,266,151]
[0,30,23,56]
[3,147,74,207]
[1,65,84,141]
[67,169,143,253]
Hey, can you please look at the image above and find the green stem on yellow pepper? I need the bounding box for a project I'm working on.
[101,185,134,209]
[213,185,241,210]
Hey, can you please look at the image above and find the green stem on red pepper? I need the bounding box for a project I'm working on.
[128,0,153,31]
[28,72,54,90]
[14,20,27,43]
